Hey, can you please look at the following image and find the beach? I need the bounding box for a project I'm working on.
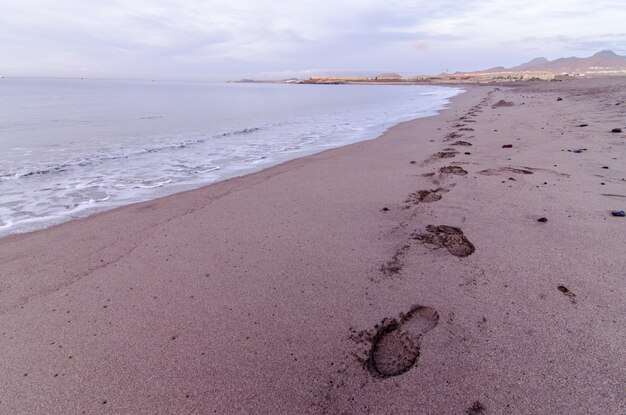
[0,78,624,414]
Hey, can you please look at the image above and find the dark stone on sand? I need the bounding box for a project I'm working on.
[611,128,622,133]
[578,124,588,127]
[611,210,625,217]
[464,152,471,155]
[537,217,548,222]
[502,144,513,148]
[466,401,486,415]
[381,207,390,212]
[558,285,577,303]
[602,166,609,169]
[556,97,563,101]
[410,160,416,164]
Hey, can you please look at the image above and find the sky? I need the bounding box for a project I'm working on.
[0,0,624,80]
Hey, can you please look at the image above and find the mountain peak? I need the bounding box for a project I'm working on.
[594,50,617,57]
[471,50,626,75]
[510,57,549,71]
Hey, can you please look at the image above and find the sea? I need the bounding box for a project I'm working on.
[0,78,462,237]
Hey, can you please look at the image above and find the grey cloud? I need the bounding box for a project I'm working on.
[0,0,623,79]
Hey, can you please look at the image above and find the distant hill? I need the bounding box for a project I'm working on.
[511,57,550,71]
[474,50,626,74]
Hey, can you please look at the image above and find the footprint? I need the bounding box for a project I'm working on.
[478,167,533,176]
[492,99,515,108]
[435,150,458,159]
[368,305,439,378]
[405,188,448,205]
[439,166,468,176]
[445,132,463,140]
[380,244,410,276]
[412,225,476,257]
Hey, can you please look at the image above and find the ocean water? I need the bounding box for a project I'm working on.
[0,78,461,236]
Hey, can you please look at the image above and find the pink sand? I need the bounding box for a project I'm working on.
[0,78,624,414]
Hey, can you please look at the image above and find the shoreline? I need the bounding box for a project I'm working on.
[0,82,462,239]
[0,79,624,414]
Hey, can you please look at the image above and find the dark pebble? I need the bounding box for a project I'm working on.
[502,144,513,148]
[578,124,588,127]
[611,210,625,217]
[556,97,562,101]
[464,152,471,155]
[537,217,548,223]
[602,166,609,169]
[610,128,622,133]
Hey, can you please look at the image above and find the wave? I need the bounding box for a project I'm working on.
[0,126,264,182]
[222,127,261,136]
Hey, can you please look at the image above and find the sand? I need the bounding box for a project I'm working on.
[0,78,624,414]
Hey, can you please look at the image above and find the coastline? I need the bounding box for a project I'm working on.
[0,81,461,239]
[0,79,624,414]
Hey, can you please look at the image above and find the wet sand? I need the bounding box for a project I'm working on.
[1,78,625,414]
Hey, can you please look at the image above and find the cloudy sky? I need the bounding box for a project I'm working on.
[0,0,624,80]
